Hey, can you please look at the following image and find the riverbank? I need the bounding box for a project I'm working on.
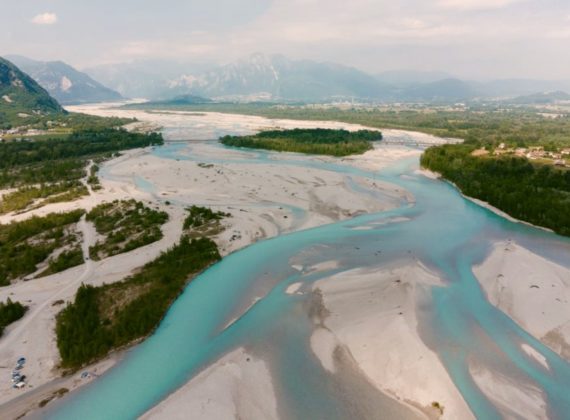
[311,262,474,419]
[417,169,555,234]
[141,348,279,420]
[473,240,570,362]
[421,167,570,359]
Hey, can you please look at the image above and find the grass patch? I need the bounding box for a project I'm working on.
[87,200,169,261]
[87,164,102,191]
[183,206,230,238]
[0,182,88,215]
[38,246,84,278]
[0,210,84,286]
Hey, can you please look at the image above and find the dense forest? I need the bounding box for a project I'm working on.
[0,298,27,337]
[87,200,169,260]
[0,129,163,169]
[56,237,221,368]
[421,145,570,236]
[220,128,382,156]
[0,159,86,189]
[0,129,164,213]
[0,210,84,285]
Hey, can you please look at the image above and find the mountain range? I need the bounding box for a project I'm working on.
[84,53,570,103]
[7,55,122,105]
[0,57,64,125]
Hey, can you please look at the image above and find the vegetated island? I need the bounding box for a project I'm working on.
[220,128,382,156]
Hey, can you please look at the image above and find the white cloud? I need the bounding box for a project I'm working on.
[438,0,523,11]
[31,12,58,25]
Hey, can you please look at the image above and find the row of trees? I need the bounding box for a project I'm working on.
[0,129,163,169]
[56,237,221,368]
[220,128,382,156]
[421,145,570,236]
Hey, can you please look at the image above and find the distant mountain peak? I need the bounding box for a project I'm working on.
[6,55,122,105]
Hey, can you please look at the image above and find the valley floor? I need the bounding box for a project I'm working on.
[0,106,568,420]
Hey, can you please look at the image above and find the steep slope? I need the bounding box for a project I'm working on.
[7,55,122,105]
[0,56,64,125]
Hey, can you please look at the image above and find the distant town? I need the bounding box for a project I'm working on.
[473,143,570,168]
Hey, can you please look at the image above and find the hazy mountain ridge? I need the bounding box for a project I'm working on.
[84,53,570,103]
[145,54,387,100]
[7,55,122,105]
[507,90,570,104]
[85,60,214,100]
[0,56,64,123]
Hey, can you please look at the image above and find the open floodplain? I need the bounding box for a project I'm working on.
[1,105,569,420]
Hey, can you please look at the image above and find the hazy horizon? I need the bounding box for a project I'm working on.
[1,0,570,81]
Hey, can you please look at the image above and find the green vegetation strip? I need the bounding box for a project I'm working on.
[0,129,163,178]
[0,210,84,286]
[421,145,570,236]
[184,205,230,237]
[220,128,382,156]
[0,100,133,131]
[135,102,570,150]
[0,182,88,215]
[87,200,169,261]
[56,236,221,368]
[0,128,163,214]
[0,298,27,337]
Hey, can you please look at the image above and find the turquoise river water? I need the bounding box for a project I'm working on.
[47,138,570,419]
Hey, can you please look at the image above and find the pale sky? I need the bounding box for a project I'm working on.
[1,0,569,79]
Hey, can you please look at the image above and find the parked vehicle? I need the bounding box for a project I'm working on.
[13,381,25,389]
